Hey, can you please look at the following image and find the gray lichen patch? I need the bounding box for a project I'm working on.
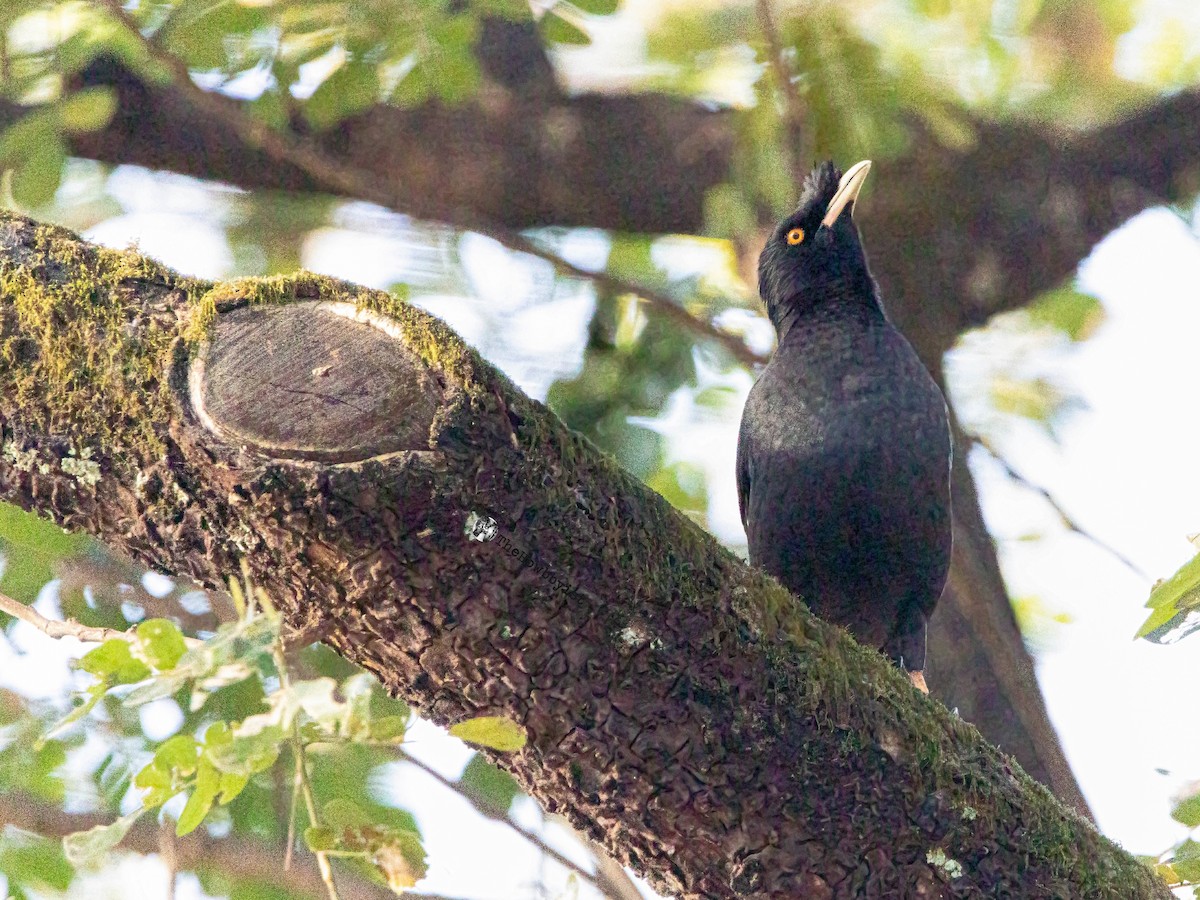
[2,441,39,472]
[927,847,964,879]
[61,447,101,487]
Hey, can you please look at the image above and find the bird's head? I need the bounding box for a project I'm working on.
[758,159,880,337]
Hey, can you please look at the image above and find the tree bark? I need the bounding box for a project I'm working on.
[0,213,1167,898]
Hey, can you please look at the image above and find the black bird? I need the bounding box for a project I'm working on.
[736,160,952,692]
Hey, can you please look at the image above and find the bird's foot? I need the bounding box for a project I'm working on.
[908,670,929,694]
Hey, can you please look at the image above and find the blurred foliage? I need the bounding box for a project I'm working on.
[0,561,528,899]
[0,501,90,603]
[548,235,700,481]
[1009,593,1071,653]
[0,0,613,207]
[1137,544,1200,645]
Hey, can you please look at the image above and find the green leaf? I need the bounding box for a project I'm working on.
[0,833,73,891]
[571,0,620,15]
[432,55,481,104]
[133,763,174,796]
[304,826,337,852]
[459,752,521,816]
[389,69,433,108]
[431,14,479,52]
[1137,552,1200,643]
[217,770,250,804]
[374,831,428,890]
[207,724,284,776]
[58,87,118,134]
[0,503,92,603]
[449,716,527,752]
[0,112,57,168]
[62,809,143,869]
[470,0,532,19]
[539,10,591,45]
[370,715,409,742]
[80,638,150,685]
[304,59,380,130]
[205,720,233,746]
[161,1,269,71]
[10,137,67,208]
[176,756,219,836]
[1172,789,1200,828]
[249,88,290,131]
[321,798,371,828]
[137,618,188,670]
[1172,840,1200,882]
[154,734,201,777]
[1028,284,1106,341]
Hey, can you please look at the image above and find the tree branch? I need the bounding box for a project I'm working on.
[6,52,1188,360]
[0,587,128,643]
[0,587,203,647]
[755,0,808,182]
[968,433,1151,581]
[0,213,1168,898]
[91,2,762,368]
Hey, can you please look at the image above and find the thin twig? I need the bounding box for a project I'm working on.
[0,587,205,646]
[0,588,132,643]
[285,753,300,872]
[969,435,1151,581]
[97,0,765,368]
[755,0,809,182]
[294,732,340,900]
[395,748,602,890]
[159,817,178,900]
[273,637,342,900]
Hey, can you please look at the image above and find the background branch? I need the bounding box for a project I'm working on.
[969,434,1151,581]
[95,1,763,368]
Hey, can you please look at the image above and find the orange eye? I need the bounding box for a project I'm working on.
[786,228,805,245]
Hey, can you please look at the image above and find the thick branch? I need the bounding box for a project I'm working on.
[0,214,1167,898]
[4,57,1192,352]
[82,8,762,368]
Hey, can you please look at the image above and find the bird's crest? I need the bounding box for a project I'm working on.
[795,161,843,218]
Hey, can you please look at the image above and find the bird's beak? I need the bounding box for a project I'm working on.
[821,159,872,228]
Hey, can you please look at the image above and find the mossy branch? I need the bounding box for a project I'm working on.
[0,211,1168,899]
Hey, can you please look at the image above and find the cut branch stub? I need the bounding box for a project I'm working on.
[189,300,442,461]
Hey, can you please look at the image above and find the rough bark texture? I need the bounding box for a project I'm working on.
[0,213,1168,898]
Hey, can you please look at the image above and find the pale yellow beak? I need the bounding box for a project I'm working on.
[821,159,872,228]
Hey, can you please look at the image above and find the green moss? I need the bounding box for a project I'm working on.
[0,216,501,466]
[0,214,210,459]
